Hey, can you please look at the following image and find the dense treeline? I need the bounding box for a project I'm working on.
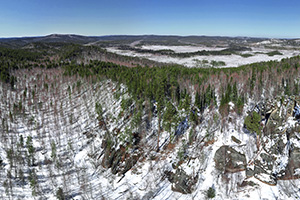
[0,47,41,61]
[63,56,300,118]
[0,47,42,86]
[64,61,216,112]
[118,45,252,58]
[59,43,170,67]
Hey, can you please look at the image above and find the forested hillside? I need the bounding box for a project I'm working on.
[0,43,300,199]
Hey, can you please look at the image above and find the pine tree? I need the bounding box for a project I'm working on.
[26,136,35,166]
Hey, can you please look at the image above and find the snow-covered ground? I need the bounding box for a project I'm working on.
[106,46,300,68]
[140,45,226,53]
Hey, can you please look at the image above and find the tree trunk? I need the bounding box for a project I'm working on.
[157,111,161,152]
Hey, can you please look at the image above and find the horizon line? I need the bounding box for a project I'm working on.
[0,33,299,40]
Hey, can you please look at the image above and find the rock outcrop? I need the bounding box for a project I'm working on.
[214,145,247,173]
[164,169,198,194]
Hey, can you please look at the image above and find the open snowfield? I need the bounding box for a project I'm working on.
[140,45,227,53]
[106,45,300,68]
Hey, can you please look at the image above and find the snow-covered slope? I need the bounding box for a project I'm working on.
[0,68,300,200]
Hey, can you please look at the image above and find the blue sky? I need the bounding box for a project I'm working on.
[0,0,299,38]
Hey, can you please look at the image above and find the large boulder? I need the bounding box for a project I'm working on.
[164,169,198,194]
[214,145,246,173]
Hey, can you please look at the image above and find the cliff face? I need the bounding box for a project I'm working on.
[0,67,300,200]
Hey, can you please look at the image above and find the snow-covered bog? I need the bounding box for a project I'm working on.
[106,46,300,68]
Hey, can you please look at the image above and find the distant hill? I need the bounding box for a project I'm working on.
[0,34,271,48]
[0,34,102,48]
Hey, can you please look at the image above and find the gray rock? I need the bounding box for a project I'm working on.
[214,145,246,173]
[280,147,300,180]
[142,191,154,200]
[164,169,198,194]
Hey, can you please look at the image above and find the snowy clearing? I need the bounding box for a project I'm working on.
[106,46,300,68]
